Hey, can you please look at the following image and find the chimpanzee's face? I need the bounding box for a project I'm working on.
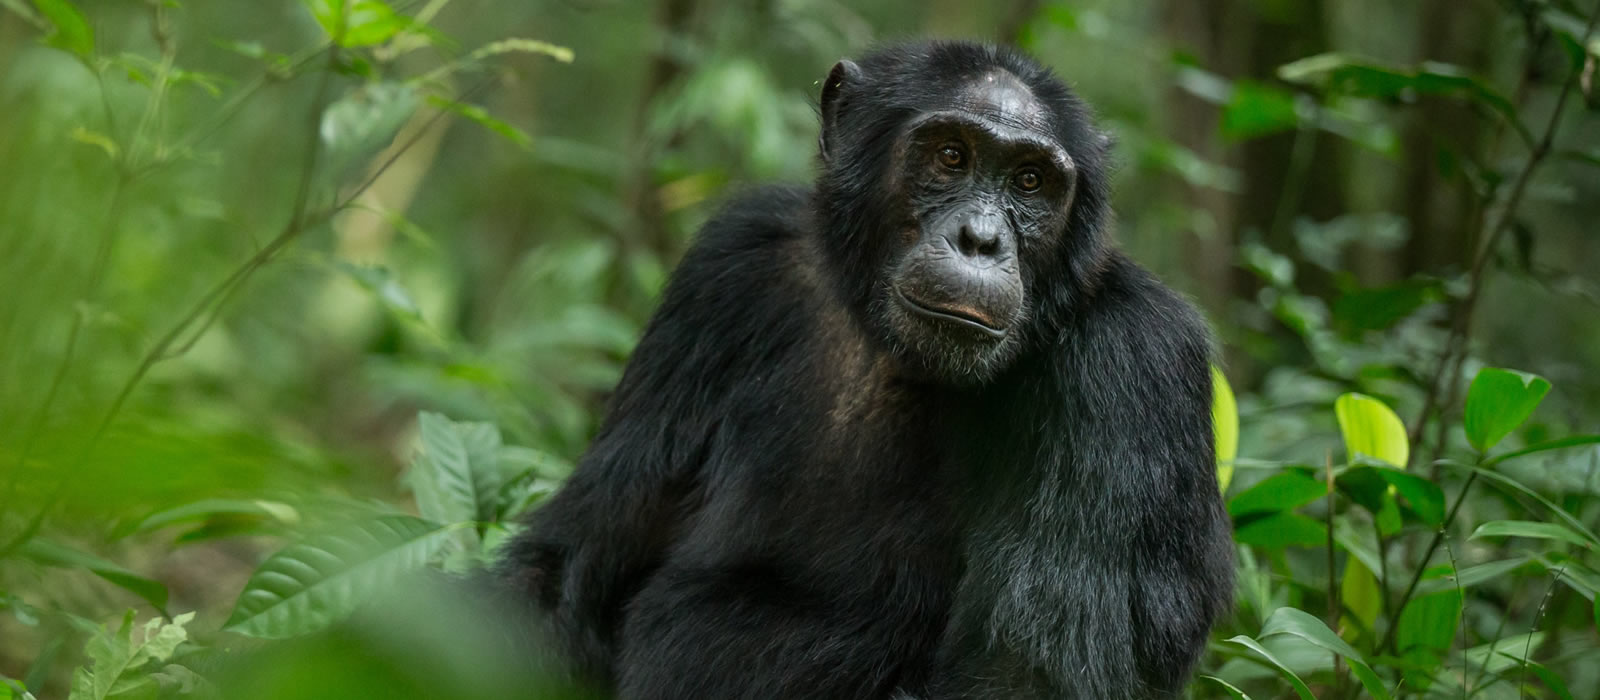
[877,71,1078,384]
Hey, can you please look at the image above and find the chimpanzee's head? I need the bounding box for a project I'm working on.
[815,41,1112,384]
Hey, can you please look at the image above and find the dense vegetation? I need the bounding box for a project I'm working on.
[2,1,1598,698]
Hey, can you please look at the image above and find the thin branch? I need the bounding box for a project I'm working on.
[1377,471,1480,655]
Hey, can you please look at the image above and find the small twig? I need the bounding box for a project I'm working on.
[1440,536,1468,700]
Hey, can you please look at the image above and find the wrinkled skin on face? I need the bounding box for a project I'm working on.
[875,72,1078,383]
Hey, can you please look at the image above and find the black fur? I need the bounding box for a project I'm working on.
[497,40,1233,699]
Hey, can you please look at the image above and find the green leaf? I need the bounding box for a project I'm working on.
[1483,434,1600,467]
[1212,366,1238,492]
[1233,511,1326,549]
[301,0,408,47]
[1463,368,1551,453]
[409,412,505,526]
[1335,393,1408,467]
[1228,471,1323,517]
[1453,464,1600,547]
[68,611,195,700]
[1260,607,1391,700]
[1220,80,1301,141]
[1336,464,1445,526]
[1277,54,1530,146]
[1594,595,1598,634]
[1199,675,1252,699]
[22,540,168,613]
[319,81,419,174]
[1341,556,1381,634]
[1495,652,1576,700]
[1225,635,1315,700]
[133,498,299,534]
[1415,556,1531,596]
[1470,520,1596,550]
[335,261,424,321]
[223,516,457,638]
[426,97,532,150]
[30,0,93,60]
[1396,566,1461,658]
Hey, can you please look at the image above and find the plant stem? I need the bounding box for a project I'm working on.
[1377,471,1479,655]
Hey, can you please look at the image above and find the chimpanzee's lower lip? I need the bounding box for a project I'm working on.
[893,287,1009,339]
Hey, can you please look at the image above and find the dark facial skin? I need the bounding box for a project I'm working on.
[878,71,1078,383]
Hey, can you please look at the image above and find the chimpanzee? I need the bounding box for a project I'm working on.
[496,40,1234,699]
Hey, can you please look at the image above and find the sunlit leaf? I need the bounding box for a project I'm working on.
[1220,81,1301,141]
[224,516,457,638]
[1277,53,1530,145]
[133,498,299,534]
[1335,393,1408,467]
[1227,471,1323,516]
[31,0,93,60]
[1212,366,1238,492]
[1463,368,1551,453]
[1260,607,1391,700]
[1341,557,1381,635]
[1470,520,1595,550]
[301,0,408,47]
[1224,635,1315,700]
[68,610,195,700]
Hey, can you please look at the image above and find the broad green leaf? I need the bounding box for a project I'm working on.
[1470,520,1595,550]
[31,0,93,60]
[1463,368,1551,452]
[1233,512,1325,549]
[1224,635,1314,700]
[409,412,505,526]
[1336,464,1444,526]
[1340,557,1381,634]
[68,611,195,700]
[1227,471,1323,517]
[22,540,168,613]
[224,516,457,638]
[1212,366,1238,492]
[1483,434,1600,467]
[1335,393,1408,467]
[1260,607,1391,700]
[1199,675,1251,699]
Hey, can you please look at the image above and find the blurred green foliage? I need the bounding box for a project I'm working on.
[2,0,1600,698]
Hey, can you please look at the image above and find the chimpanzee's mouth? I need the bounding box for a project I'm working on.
[893,287,1008,338]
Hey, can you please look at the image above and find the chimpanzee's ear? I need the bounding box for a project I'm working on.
[818,59,862,162]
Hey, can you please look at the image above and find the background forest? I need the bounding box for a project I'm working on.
[2,0,1599,698]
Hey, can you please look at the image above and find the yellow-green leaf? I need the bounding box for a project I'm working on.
[1212,366,1239,492]
[1341,556,1381,635]
[1335,393,1408,467]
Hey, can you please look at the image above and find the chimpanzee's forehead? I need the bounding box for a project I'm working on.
[949,70,1052,135]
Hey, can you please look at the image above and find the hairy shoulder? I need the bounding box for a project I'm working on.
[1060,251,1214,409]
